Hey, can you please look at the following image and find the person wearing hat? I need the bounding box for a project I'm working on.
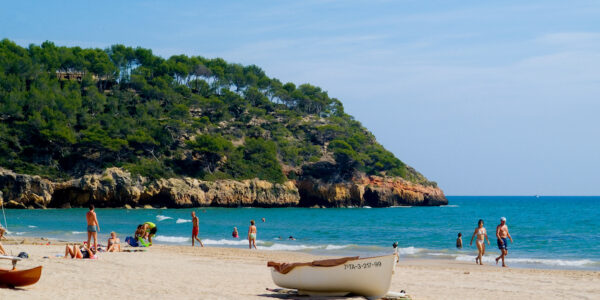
[495,217,513,267]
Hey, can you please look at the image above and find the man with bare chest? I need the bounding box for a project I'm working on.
[495,217,513,267]
[86,205,100,250]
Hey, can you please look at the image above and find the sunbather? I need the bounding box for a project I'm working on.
[107,232,121,252]
[64,244,96,259]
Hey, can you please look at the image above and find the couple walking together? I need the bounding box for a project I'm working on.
[469,217,513,267]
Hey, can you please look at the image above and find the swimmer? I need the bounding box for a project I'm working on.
[470,219,490,265]
[232,227,239,238]
[456,232,463,249]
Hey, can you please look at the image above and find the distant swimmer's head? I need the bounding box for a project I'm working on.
[478,219,484,227]
[393,242,398,248]
[250,220,255,225]
[500,217,506,223]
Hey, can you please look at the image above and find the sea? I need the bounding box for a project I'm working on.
[2,196,599,271]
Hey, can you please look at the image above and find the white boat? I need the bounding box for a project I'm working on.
[268,254,396,298]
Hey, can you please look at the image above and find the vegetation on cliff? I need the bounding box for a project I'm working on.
[0,39,437,188]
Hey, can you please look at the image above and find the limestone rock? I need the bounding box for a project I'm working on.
[0,167,445,208]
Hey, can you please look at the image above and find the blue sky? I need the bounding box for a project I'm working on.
[1,1,599,195]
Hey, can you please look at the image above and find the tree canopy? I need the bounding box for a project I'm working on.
[0,39,436,187]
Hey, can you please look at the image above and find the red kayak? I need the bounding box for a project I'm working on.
[0,266,42,287]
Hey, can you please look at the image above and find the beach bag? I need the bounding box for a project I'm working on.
[125,236,139,247]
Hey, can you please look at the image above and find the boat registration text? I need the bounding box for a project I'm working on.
[344,261,382,270]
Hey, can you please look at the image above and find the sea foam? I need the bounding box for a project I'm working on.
[454,255,596,267]
[176,218,191,224]
[156,215,173,222]
[154,235,189,243]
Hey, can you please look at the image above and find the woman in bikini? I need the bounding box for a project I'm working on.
[469,219,490,265]
[248,220,257,249]
[64,243,96,259]
[107,231,121,252]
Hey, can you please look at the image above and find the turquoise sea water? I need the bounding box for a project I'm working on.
[2,196,599,270]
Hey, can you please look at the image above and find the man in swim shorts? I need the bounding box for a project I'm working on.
[495,217,513,267]
[86,204,100,250]
[191,211,203,247]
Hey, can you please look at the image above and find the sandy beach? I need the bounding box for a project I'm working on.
[0,239,597,300]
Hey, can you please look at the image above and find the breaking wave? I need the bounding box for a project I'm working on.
[154,235,189,243]
[156,215,173,222]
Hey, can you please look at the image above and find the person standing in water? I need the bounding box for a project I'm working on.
[248,220,257,249]
[470,219,490,265]
[191,211,203,247]
[456,233,463,249]
[495,217,513,267]
[232,227,239,238]
[86,204,100,250]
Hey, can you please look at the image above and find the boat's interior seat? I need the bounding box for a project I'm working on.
[268,256,359,274]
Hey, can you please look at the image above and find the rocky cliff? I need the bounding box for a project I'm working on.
[0,167,446,209]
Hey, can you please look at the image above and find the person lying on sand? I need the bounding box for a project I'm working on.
[64,243,96,259]
[107,232,121,252]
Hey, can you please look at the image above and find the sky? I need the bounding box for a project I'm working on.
[1,0,599,195]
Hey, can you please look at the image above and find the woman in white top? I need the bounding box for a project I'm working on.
[470,219,490,265]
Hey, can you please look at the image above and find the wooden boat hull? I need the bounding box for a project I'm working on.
[270,254,395,298]
[0,266,42,287]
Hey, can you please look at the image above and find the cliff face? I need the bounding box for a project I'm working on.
[296,176,447,207]
[0,167,446,208]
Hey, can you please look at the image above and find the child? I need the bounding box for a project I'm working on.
[456,233,463,249]
[232,227,239,238]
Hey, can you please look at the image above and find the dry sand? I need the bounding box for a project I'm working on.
[0,239,598,299]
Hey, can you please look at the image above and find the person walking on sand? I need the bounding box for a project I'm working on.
[86,204,100,250]
[191,211,203,247]
[248,220,257,249]
[470,219,490,265]
[495,217,513,267]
